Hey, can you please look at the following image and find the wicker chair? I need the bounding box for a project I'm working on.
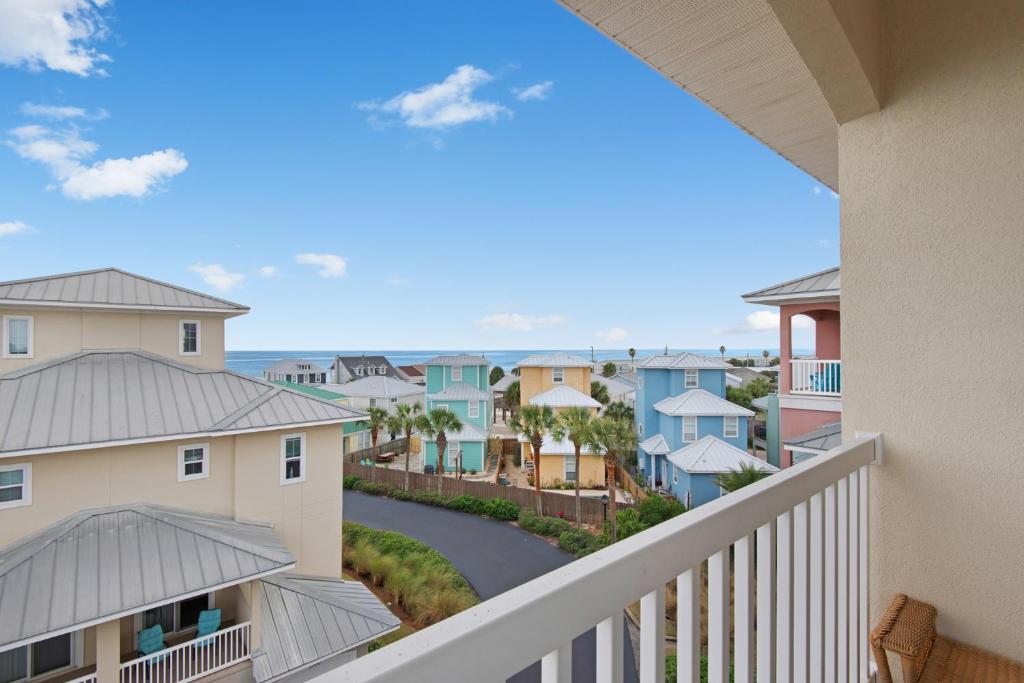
[871,594,1024,682]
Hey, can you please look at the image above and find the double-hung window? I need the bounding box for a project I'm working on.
[551,367,564,384]
[369,398,377,408]
[0,464,31,510]
[452,365,463,381]
[564,454,577,482]
[379,365,387,375]
[684,369,698,388]
[179,320,200,356]
[683,416,697,442]
[281,433,306,484]
[177,444,209,481]
[724,416,739,438]
[2,315,32,359]
[468,400,479,418]
[447,441,460,468]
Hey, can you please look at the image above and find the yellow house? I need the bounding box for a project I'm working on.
[0,269,397,683]
[516,352,605,487]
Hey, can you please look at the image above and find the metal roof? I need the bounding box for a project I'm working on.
[517,431,597,455]
[332,376,424,399]
[252,574,399,683]
[0,268,248,313]
[638,352,733,370]
[751,395,773,412]
[490,374,517,392]
[331,356,402,381]
[0,504,294,651]
[0,350,365,456]
[784,421,842,452]
[742,267,841,303]
[667,436,779,475]
[427,382,489,401]
[424,353,488,366]
[423,422,488,442]
[654,389,755,417]
[516,353,591,368]
[264,359,327,374]
[272,381,348,402]
[638,433,670,456]
[591,374,636,398]
[528,385,602,409]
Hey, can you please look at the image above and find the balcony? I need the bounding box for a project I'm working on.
[119,622,251,683]
[791,359,842,397]
[328,433,880,682]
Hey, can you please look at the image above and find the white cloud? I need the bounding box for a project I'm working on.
[358,65,511,130]
[813,185,822,195]
[6,124,188,200]
[20,102,84,119]
[475,313,566,332]
[189,263,244,292]
[295,253,348,278]
[0,220,33,237]
[257,266,278,278]
[595,327,630,344]
[511,81,554,102]
[386,275,409,286]
[0,0,112,76]
[814,184,840,199]
[714,310,814,335]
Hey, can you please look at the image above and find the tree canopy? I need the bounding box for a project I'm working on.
[601,362,617,377]
[489,366,505,385]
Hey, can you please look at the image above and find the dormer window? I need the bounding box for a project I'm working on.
[452,365,463,381]
[552,368,564,384]
[379,365,387,375]
[179,320,200,356]
[2,315,32,359]
[355,367,363,376]
[368,366,376,375]
[684,369,698,388]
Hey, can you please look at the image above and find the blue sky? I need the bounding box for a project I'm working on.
[0,1,837,351]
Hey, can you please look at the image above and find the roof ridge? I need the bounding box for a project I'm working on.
[209,386,281,430]
[263,573,397,625]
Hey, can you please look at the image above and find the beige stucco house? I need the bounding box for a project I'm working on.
[0,269,397,683]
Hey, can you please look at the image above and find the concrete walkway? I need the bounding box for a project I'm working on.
[344,491,639,683]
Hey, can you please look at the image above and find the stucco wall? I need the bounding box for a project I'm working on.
[840,0,1024,657]
[518,366,590,403]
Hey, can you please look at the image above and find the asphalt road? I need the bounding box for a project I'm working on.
[344,491,639,683]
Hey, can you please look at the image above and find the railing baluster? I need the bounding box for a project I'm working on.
[810,492,825,682]
[848,469,860,682]
[859,466,870,683]
[837,477,849,682]
[640,585,666,683]
[776,510,793,682]
[734,535,755,683]
[596,612,624,683]
[678,567,701,683]
[757,521,776,683]
[825,483,837,683]
[708,549,730,683]
[541,642,571,682]
[793,501,809,683]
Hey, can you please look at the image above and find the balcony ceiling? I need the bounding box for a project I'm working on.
[557,0,839,190]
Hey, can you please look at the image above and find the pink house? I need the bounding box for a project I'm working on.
[743,267,841,468]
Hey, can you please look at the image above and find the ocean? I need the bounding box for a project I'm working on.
[225,348,791,378]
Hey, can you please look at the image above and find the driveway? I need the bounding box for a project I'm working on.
[344,491,639,683]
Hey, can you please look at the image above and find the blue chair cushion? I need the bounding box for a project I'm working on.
[196,609,221,637]
[137,624,168,659]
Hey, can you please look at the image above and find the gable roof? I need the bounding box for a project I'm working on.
[490,374,517,392]
[638,433,671,455]
[784,421,842,452]
[742,267,841,304]
[0,503,294,650]
[396,364,425,378]
[264,358,326,374]
[423,422,488,442]
[331,356,402,380]
[252,573,399,683]
[667,436,779,475]
[516,352,591,368]
[528,385,602,408]
[638,352,733,370]
[333,375,423,399]
[591,374,635,398]
[0,268,248,314]
[271,381,347,402]
[0,350,365,457]
[428,381,489,401]
[424,353,488,366]
[654,389,755,417]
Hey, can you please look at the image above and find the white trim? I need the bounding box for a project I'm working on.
[563,453,577,482]
[452,366,462,382]
[468,400,479,419]
[724,416,739,439]
[178,319,201,356]
[741,292,839,305]
[0,462,31,510]
[683,416,697,443]
[551,368,565,384]
[0,299,247,315]
[684,369,698,388]
[447,441,461,468]
[2,314,33,359]
[778,394,843,413]
[280,432,306,485]
[177,443,210,482]
[436,404,449,412]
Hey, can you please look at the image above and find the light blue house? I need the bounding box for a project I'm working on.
[422,354,492,474]
[663,436,778,507]
[636,352,774,507]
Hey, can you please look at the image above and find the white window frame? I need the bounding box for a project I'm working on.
[2,315,33,359]
[564,454,577,482]
[452,365,463,381]
[177,443,209,482]
[437,403,449,412]
[551,367,564,384]
[684,369,698,388]
[447,441,461,467]
[178,320,201,357]
[390,397,398,404]
[379,365,388,375]
[0,463,31,510]
[673,467,679,485]
[683,416,697,442]
[369,398,377,408]
[723,416,739,439]
[4,630,84,682]
[355,366,363,376]
[638,375,644,388]
[280,433,306,485]
[638,422,644,437]
[468,400,479,418]
[368,366,376,375]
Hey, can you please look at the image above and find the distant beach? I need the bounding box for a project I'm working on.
[225,348,796,378]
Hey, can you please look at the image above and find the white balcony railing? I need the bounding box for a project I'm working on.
[791,359,842,396]
[119,622,251,683]
[67,675,98,683]
[327,434,881,683]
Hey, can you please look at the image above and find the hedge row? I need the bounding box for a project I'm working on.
[344,476,520,521]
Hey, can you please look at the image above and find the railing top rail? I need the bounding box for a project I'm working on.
[321,434,880,683]
[118,621,251,669]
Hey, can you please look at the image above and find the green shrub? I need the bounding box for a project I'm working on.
[664,654,730,682]
[636,495,686,527]
[558,528,605,557]
[446,495,488,516]
[343,475,361,489]
[609,508,649,541]
[352,480,391,496]
[518,510,572,537]
[484,498,519,521]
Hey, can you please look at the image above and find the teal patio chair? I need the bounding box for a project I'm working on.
[191,608,221,649]
[137,624,169,662]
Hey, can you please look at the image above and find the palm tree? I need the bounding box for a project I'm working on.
[386,402,422,490]
[414,408,464,491]
[588,415,637,542]
[504,380,520,417]
[366,407,389,449]
[628,347,636,369]
[590,380,611,406]
[509,404,564,514]
[558,407,594,527]
[714,462,770,493]
[762,349,770,366]
[719,345,726,359]
[604,400,634,424]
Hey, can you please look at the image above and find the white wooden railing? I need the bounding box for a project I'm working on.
[67,674,98,683]
[119,622,251,683]
[791,359,842,396]
[324,433,881,683]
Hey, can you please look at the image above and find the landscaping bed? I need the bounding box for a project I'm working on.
[344,475,519,521]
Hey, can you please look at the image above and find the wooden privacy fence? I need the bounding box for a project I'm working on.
[347,437,408,463]
[618,470,648,502]
[344,461,628,526]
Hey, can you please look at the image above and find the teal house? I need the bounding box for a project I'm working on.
[422,354,491,474]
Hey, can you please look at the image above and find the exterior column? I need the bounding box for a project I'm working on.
[779,310,793,394]
[95,619,120,683]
